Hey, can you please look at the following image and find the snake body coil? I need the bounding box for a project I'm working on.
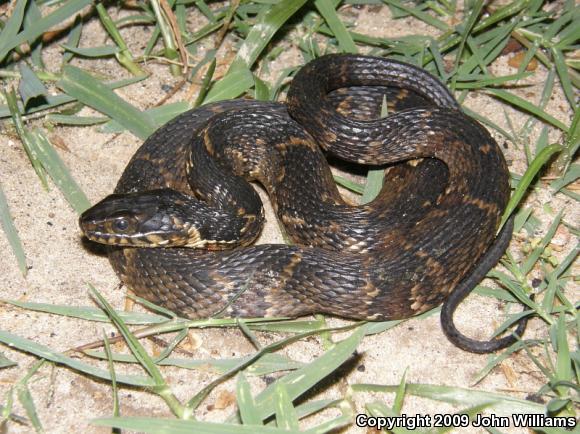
[80,54,523,352]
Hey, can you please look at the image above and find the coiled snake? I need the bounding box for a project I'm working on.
[80,54,527,353]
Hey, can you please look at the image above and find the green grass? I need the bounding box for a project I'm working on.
[0,0,578,432]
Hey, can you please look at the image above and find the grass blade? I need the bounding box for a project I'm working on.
[362,169,385,204]
[85,351,303,376]
[89,285,185,417]
[333,175,364,194]
[550,164,579,192]
[0,0,28,61]
[382,0,448,31]
[62,15,83,65]
[101,101,189,134]
[451,0,483,78]
[3,89,90,213]
[487,89,568,132]
[352,383,544,414]
[203,65,254,104]
[236,372,262,425]
[393,369,408,415]
[188,322,361,413]
[194,58,216,107]
[554,314,572,397]
[500,144,564,230]
[30,129,91,213]
[16,361,45,433]
[22,0,45,69]
[362,95,389,203]
[0,181,27,276]
[4,88,48,188]
[314,0,357,53]
[232,0,309,69]
[0,75,149,119]
[286,399,342,424]
[95,2,145,75]
[57,65,155,140]
[18,63,48,108]
[1,299,168,324]
[92,417,302,433]
[365,402,417,434]
[0,0,93,64]
[18,385,44,433]
[521,211,562,275]
[0,330,154,387]
[253,75,270,101]
[46,114,108,126]
[0,352,17,369]
[249,328,364,421]
[60,44,119,58]
[103,333,120,423]
[471,340,542,385]
[274,383,299,430]
[301,401,352,434]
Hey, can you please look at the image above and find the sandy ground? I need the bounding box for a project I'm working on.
[0,2,577,433]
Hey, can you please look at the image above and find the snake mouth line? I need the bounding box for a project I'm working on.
[81,229,182,247]
[79,219,176,247]
[80,228,139,246]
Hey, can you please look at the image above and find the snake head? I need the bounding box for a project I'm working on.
[79,189,197,247]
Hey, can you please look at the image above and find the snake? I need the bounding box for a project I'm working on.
[79,54,528,353]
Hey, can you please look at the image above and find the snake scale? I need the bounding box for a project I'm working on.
[80,54,527,353]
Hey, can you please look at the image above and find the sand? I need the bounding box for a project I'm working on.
[0,2,577,433]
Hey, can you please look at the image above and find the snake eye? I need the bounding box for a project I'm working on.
[113,218,130,232]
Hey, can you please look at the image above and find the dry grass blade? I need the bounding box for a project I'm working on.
[159,0,188,75]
